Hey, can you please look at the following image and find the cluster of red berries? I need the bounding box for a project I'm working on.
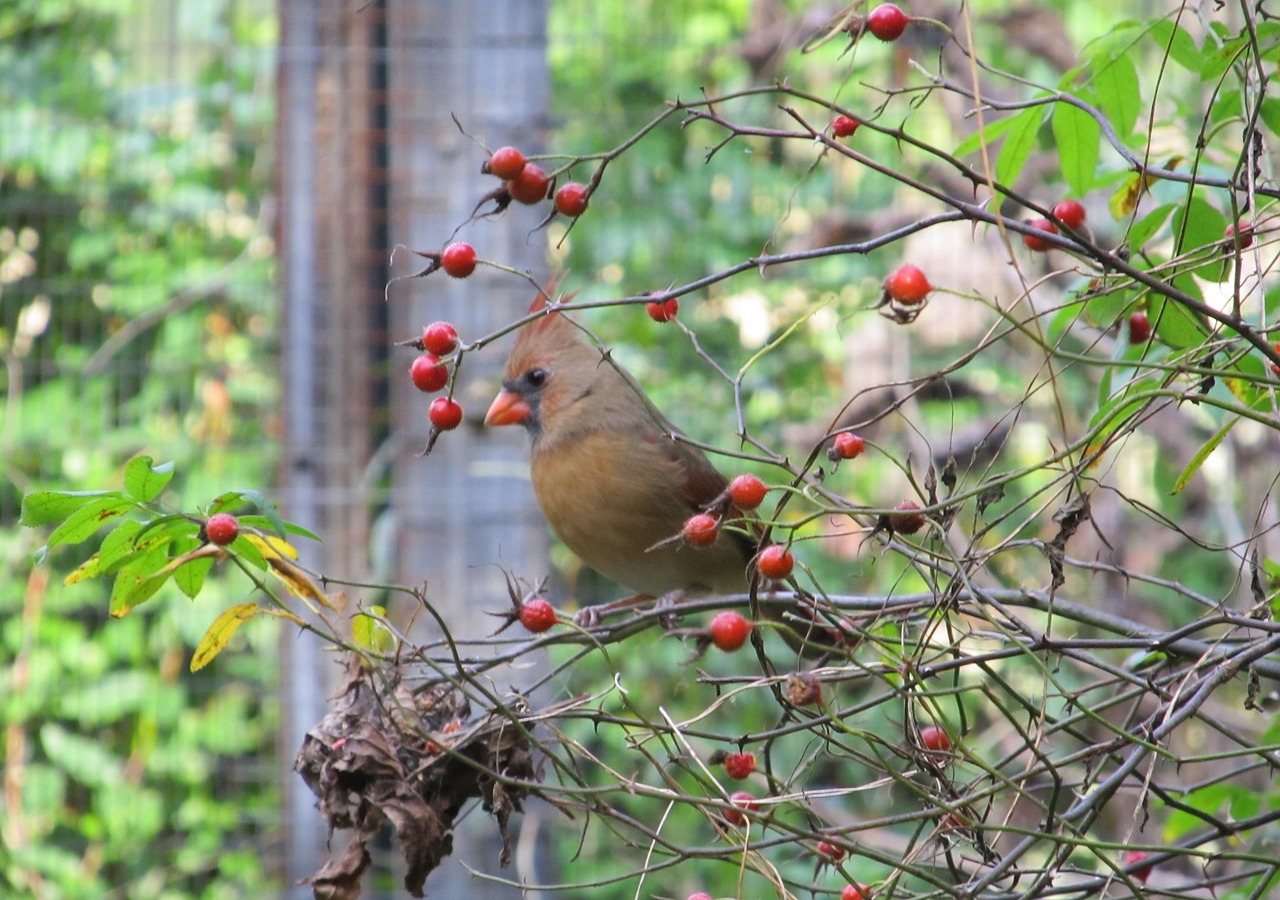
[408,321,464,431]
[485,145,591,218]
[1023,199,1087,252]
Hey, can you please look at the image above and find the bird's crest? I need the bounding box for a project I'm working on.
[505,275,583,374]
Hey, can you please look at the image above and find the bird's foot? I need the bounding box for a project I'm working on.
[572,593,654,629]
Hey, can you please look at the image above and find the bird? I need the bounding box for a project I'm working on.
[483,284,762,627]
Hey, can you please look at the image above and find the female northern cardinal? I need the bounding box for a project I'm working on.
[484,287,757,624]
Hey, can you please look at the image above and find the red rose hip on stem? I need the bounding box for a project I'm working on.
[724,790,759,826]
[682,512,720,547]
[1123,849,1152,884]
[440,242,477,278]
[205,513,239,546]
[884,264,932,306]
[831,432,865,460]
[687,894,713,900]
[507,162,550,204]
[410,354,449,393]
[554,182,589,217]
[842,885,873,900]
[756,544,794,580]
[709,611,752,652]
[429,396,463,431]
[816,840,846,862]
[919,724,952,752]
[832,114,859,138]
[422,321,459,356]
[518,597,556,632]
[1225,221,1254,249]
[487,145,526,180]
[646,297,679,322]
[1052,199,1086,230]
[1023,218,1058,251]
[892,500,926,535]
[1128,310,1151,343]
[728,473,768,510]
[867,3,909,41]
[723,751,757,779]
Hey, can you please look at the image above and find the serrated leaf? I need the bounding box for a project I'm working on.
[1170,418,1236,495]
[995,105,1045,193]
[353,605,394,653]
[1052,102,1101,196]
[190,603,260,671]
[109,543,174,617]
[46,496,137,547]
[20,490,119,527]
[123,455,175,503]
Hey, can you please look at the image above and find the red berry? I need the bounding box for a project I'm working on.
[884,264,932,306]
[1270,343,1280,377]
[727,474,768,510]
[645,297,679,322]
[554,182,589,217]
[919,725,952,752]
[429,397,463,431]
[422,321,459,356]
[831,432,865,460]
[756,544,794,580]
[842,885,873,900]
[687,894,713,900]
[1127,310,1152,344]
[1023,218,1058,251]
[507,162,550,204]
[723,751,757,779]
[709,611,753,652]
[892,500,926,535]
[1226,221,1254,249]
[1052,199,1087,230]
[785,671,823,706]
[518,597,556,633]
[205,513,239,546]
[724,790,759,826]
[440,242,477,278]
[410,354,449,393]
[683,512,720,547]
[1123,849,1152,884]
[487,145,526,181]
[832,114,859,138]
[816,840,846,863]
[867,3,909,41]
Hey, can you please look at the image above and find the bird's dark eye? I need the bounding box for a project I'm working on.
[525,368,547,388]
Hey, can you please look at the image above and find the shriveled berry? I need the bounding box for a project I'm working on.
[429,397,464,431]
[487,145,526,180]
[723,751,757,779]
[441,242,477,278]
[1128,310,1151,344]
[422,321,459,356]
[831,432,865,460]
[1123,849,1152,884]
[884,264,932,306]
[832,115,859,138]
[518,597,556,632]
[892,500,926,535]
[646,298,679,322]
[816,840,846,863]
[507,162,550,204]
[867,3,909,41]
[724,790,759,826]
[919,725,952,752]
[1023,218,1058,251]
[709,611,753,652]
[554,182,589,217]
[205,513,239,546]
[1225,221,1254,250]
[785,671,823,706]
[410,354,449,393]
[756,544,795,580]
[728,474,768,510]
[1052,199,1087,230]
[683,512,720,547]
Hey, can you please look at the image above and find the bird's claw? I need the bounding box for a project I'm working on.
[573,605,603,629]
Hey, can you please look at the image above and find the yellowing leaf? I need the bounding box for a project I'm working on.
[1109,156,1184,219]
[1171,418,1236,495]
[245,533,299,560]
[191,603,260,671]
[353,605,395,653]
[266,555,334,609]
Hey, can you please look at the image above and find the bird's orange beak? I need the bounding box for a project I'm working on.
[484,388,532,426]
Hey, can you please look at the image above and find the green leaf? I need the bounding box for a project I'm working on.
[952,113,1023,159]
[1151,277,1209,349]
[1125,203,1175,253]
[995,105,1045,193]
[353,605,394,653]
[1147,20,1201,72]
[1091,53,1141,141]
[237,489,289,537]
[46,496,137,547]
[236,515,322,543]
[123,455,175,503]
[109,543,174,617]
[1051,102,1101,196]
[19,490,119,527]
[173,537,216,599]
[63,520,146,585]
[1171,196,1227,279]
[1170,418,1236,494]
